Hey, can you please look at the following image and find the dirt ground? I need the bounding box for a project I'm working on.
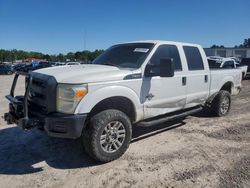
[0,75,249,188]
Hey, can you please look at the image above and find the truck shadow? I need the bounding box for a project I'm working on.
[132,118,186,143]
[0,127,96,175]
[0,118,186,175]
[191,110,215,118]
[243,76,250,80]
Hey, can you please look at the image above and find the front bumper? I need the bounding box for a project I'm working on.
[44,113,87,138]
[4,111,87,139]
[4,72,87,139]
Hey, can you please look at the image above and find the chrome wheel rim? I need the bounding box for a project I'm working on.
[220,97,230,114]
[100,121,126,153]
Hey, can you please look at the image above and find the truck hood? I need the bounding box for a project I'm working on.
[34,64,134,83]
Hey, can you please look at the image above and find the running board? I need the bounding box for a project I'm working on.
[138,106,203,127]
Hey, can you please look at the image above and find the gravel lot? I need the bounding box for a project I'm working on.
[0,75,249,188]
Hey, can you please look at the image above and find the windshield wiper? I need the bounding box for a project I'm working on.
[100,62,119,67]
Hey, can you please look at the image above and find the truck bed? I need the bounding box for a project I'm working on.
[209,68,242,97]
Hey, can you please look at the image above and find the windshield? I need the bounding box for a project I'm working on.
[92,43,154,69]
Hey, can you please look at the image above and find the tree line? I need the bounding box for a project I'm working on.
[211,38,250,48]
[1,38,249,62]
[0,49,104,63]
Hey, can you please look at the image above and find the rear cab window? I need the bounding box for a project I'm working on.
[183,46,204,70]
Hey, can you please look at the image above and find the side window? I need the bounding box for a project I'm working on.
[150,45,182,71]
[183,46,204,70]
[223,61,235,69]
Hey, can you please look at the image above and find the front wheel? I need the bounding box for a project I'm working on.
[82,109,132,162]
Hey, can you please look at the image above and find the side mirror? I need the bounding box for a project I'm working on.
[159,58,174,77]
[144,58,174,77]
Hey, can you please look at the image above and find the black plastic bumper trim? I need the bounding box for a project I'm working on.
[44,113,87,139]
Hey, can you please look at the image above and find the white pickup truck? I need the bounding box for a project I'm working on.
[4,40,242,162]
[207,56,248,78]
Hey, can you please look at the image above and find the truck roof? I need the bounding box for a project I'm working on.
[120,40,201,47]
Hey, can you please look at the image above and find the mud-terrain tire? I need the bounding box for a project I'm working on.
[210,90,231,117]
[82,109,132,162]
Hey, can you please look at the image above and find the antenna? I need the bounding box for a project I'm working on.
[83,29,87,51]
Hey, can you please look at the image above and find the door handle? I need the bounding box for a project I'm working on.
[204,75,208,83]
[182,77,186,86]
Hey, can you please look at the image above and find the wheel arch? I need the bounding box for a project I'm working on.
[75,85,143,122]
[220,81,234,94]
[89,96,136,122]
[206,80,234,104]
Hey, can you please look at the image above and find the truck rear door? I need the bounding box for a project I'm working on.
[182,46,210,108]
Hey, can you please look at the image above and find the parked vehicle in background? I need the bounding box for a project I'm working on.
[4,40,242,162]
[80,60,92,64]
[31,61,51,70]
[235,62,248,79]
[207,56,248,78]
[13,62,51,72]
[241,58,250,77]
[52,62,66,66]
[0,64,13,75]
[65,62,80,65]
[14,63,30,72]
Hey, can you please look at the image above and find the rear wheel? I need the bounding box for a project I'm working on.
[82,109,132,162]
[210,90,231,117]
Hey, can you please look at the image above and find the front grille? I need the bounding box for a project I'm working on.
[32,79,46,88]
[28,72,57,115]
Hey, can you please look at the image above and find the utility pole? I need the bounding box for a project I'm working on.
[83,29,87,63]
[83,29,87,51]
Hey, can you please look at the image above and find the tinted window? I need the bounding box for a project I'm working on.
[208,59,221,69]
[223,61,235,69]
[183,46,204,70]
[149,45,182,71]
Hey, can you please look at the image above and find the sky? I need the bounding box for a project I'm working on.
[0,0,250,54]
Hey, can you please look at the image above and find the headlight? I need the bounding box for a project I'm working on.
[56,84,88,113]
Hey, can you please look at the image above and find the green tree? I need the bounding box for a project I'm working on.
[0,48,105,63]
[210,45,225,48]
[243,38,250,48]
[66,52,74,61]
[50,55,57,62]
[43,54,51,61]
[57,53,66,62]
[74,51,82,60]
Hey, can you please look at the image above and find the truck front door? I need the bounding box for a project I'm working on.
[142,44,187,119]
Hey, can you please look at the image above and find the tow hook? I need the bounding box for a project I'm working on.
[4,112,13,125]
[18,118,39,130]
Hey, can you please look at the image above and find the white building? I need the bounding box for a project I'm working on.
[204,48,250,58]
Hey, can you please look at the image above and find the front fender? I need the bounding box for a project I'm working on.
[75,85,143,121]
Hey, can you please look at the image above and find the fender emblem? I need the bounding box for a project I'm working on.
[146,93,155,100]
